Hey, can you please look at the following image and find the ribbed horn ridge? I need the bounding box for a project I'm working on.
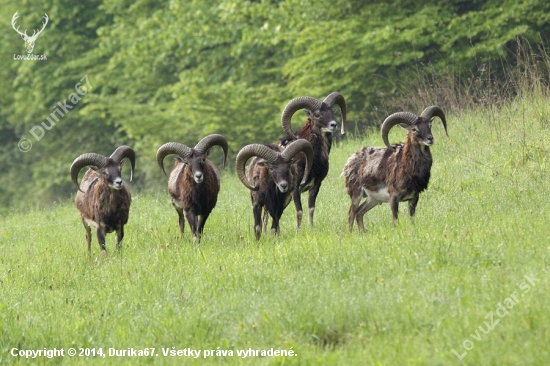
[420,105,448,138]
[194,134,229,167]
[281,97,323,139]
[235,144,279,191]
[323,92,347,134]
[280,139,314,186]
[109,145,136,182]
[70,153,108,192]
[381,112,418,149]
[156,142,192,177]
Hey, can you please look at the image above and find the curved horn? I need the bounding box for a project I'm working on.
[109,145,136,182]
[70,153,108,192]
[156,142,192,177]
[194,134,229,167]
[381,112,418,149]
[235,144,279,191]
[420,105,448,138]
[323,92,347,134]
[281,139,314,186]
[281,97,323,139]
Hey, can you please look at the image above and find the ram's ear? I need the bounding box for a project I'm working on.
[399,123,410,130]
[290,159,299,166]
[257,161,269,167]
[175,156,187,164]
[303,109,312,117]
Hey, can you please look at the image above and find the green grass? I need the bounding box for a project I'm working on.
[1,94,549,365]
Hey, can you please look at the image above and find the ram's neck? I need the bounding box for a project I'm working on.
[398,135,432,192]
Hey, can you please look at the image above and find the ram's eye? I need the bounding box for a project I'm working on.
[412,128,418,133]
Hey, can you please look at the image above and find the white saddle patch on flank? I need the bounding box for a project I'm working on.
[363,186,390,203]
[84,218,99,229]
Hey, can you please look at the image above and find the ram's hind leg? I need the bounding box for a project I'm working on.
[348,192,362,231]
[355,197,378,232]
[82,218,92,255]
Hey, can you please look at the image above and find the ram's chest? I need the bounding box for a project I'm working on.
[408,172,431,193]
[169,165,220,215]
[100,192,129,223]
[303,138,329,185]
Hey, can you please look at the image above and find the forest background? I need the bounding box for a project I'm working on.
[1,0,550,213]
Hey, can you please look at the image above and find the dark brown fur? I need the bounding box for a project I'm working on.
[248,144,299,240]
[168,154,220,240]
[343,120,435,231]
[75,168,131,254]
[288,105,336,228]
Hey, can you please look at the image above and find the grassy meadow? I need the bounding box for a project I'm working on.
[1,92,550,365]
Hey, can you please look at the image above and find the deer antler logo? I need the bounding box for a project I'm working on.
[11,11,49,54]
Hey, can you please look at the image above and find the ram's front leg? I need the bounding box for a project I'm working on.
[293,188,303,229]
[116,224,124,250]
[271,206,285,237]
[390,194,400,224]
[253,203,263,240]
[307,182,321,226]
[96,226,107,254]
[408,193,419,218]
[196,213,210,242]
[270,214,281,237]
[261,209,269,233]
[172,203,185,236]
[185,211,198,240]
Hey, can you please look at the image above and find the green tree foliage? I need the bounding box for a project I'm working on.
[0,0,119,211]
[1,0,549,211]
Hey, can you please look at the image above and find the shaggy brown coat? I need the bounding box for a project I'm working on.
[75,169,131,253]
